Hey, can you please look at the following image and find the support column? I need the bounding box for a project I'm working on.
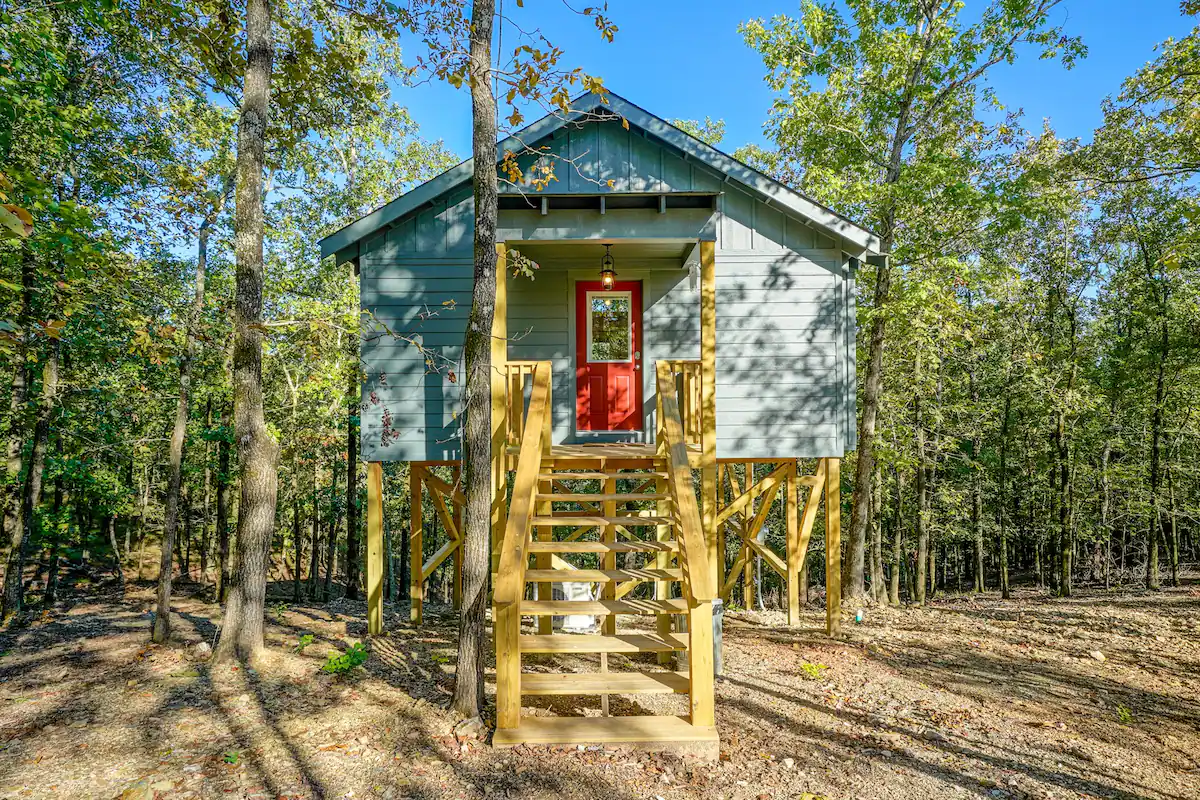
[785,461,800,625]
[366,462,384,635]
[824,457,841,637]
[491,243,509,578]
[699,239,718,588]
[409,463,423,623]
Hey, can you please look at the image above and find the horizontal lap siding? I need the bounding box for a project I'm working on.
[506,271,574,443]
[359,189,474,461]
[716,182,850,459]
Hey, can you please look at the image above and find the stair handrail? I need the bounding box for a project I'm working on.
[494,359,552,730]
[655,362,713,602]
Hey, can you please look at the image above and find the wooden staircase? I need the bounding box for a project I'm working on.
[492,362,718,756]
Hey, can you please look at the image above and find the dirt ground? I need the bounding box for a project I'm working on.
[0,577,1198,800]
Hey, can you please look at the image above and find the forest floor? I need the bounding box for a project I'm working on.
[0,577,1198,800]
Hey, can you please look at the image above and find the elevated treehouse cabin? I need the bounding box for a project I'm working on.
[320,92,883,754]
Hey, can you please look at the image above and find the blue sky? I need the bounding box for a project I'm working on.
[396,0,1194,159]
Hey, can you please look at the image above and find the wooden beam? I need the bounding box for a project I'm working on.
[785,462,800,625]
[655,473,673,664]
[491,244,509,578]
[825,457,841,638]
[423,472,466,506]
[452,465,462,610]
[421,535,462,581]
[410,464,424,623]
[715,462,790,528]
[366,462,384,635]
[699,239,718,588]
[688,601,715,728]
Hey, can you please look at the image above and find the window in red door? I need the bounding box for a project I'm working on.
[575,280,642,431]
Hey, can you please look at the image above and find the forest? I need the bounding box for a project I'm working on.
[1,0,1198,797]
[2,0,1195,628]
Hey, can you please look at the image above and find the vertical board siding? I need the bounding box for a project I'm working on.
[505,118,726,195]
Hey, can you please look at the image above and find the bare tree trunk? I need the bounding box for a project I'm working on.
[2,255,34,624]
[452,0,498,721]
[870,464,884,603]
[914,350,928,606]
[216,401,232,602]
[153,175,226,641]
[889,466,902,606]
[308,462,320,600]
[213,0,280,666]
[202,398,213,587]
[108,515,124,593]
[345,359,361,599]
[43,472,63,608]
[998,396,1012,599]
[291,487,302,602]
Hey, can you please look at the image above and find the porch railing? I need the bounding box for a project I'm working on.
[503,360,545,451]
[655,361,716,729]
[657,359,702,448]
[494,359,552,732]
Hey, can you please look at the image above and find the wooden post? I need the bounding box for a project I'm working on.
[602,475,617,636]
[688,600,716,728]
[699,239,718,588]
[409,463,423,623]
[741,463,754,610]
[491,243,509,577]
[366,462,384,635]
[452,464,462,610]
[494,600,520,729]
[824,457,841,637]
[785,461,800,625]
[655,473,672,665]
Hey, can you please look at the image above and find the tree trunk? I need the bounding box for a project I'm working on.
[43,474,63,608]
[153,178,223,642]
[914,350,928,606]
[10,339,59,617]
[323,509,339,602]
[213,0,280,666]
[452,0,498,722]
[1,254,34,624]
[889,467,902,606]
[108,515,124,592]
[1146,317,1167,591]
[870,464,884,603]
[202,398,213,587]
[344,360,361,599]
[216,401,233,602]
[291,486,302,602]
[998,396,1012,599]
[308,463,320,600]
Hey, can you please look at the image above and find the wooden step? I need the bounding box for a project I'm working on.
[538,493,670,503]
[521,671,690,695]
[493,716,718,749]
[520,599,688,616]
[519,633,688,653]
[539,471,667,481]
[524,568,682,583]
[532,515,674,527]
[526,540,679,554]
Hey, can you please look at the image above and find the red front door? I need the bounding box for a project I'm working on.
[575,280,643,431]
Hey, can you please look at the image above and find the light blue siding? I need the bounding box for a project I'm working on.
[357,114,858,462]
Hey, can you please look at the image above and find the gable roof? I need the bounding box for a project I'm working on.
[318,90,882,260]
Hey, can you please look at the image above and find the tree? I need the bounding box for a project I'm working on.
[741,0,1085,601]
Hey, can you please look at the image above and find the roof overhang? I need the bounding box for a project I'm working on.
[318,91,883,261]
